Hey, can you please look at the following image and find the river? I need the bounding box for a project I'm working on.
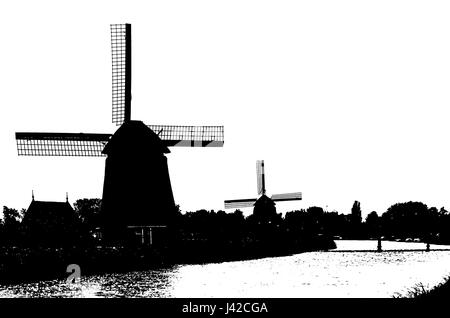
[1,240,450,298]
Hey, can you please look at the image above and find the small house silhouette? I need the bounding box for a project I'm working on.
[22,194,80,247]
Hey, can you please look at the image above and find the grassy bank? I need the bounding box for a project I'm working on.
[394,275,450,298]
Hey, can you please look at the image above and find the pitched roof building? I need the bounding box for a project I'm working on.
[22,194,80,247]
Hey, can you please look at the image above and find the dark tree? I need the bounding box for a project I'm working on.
[439,207,448,216]
[74,198,102,233]
[0,207,22,246]
[365,211,379,238]
[365,211,378,225]
[437,207,450,243]
[306,206,325,234]
[307,206,325,217]
[380,201,432,239]
[321,211,349,237]
[351,201,362,224]
[3,206,21,224]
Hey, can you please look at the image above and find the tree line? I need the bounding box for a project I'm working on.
[1,199,450,248]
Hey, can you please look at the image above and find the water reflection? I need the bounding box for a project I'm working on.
[1,241,450,298]
[0,268,177,298]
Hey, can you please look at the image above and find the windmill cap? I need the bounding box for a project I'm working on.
[102,120,170,155]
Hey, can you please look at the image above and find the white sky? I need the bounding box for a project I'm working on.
[1,0,450,218]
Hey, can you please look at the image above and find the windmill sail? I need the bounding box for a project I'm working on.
[16,132,111,156]
[271,192,302,202]
[148,125,224,147]
[111,24,131,125]
[256,160,265,195]
[224,198,257,209]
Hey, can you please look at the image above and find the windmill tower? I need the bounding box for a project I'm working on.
[224,160,301,218]
[15,24,224,244]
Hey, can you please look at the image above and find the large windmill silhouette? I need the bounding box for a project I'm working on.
[15,24,224,243]
[224,160,301,210]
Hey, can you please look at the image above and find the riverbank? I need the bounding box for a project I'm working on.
[405,275,450,298]
[0,236,336,285]
[2,240,449,297]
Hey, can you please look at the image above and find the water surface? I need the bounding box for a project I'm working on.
[1,240,449,298]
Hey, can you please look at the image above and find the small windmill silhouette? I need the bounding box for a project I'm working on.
[224,160,301,209]
[15,24,224,242]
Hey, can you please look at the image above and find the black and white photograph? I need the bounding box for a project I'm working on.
[1,0,450,309]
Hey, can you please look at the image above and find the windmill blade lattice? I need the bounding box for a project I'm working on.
[16,132,111,157]
[148,125,224,147]
[224,198,257,209]
[111,24,131,125]
[271,192,302,202]
[256,160,265,195]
